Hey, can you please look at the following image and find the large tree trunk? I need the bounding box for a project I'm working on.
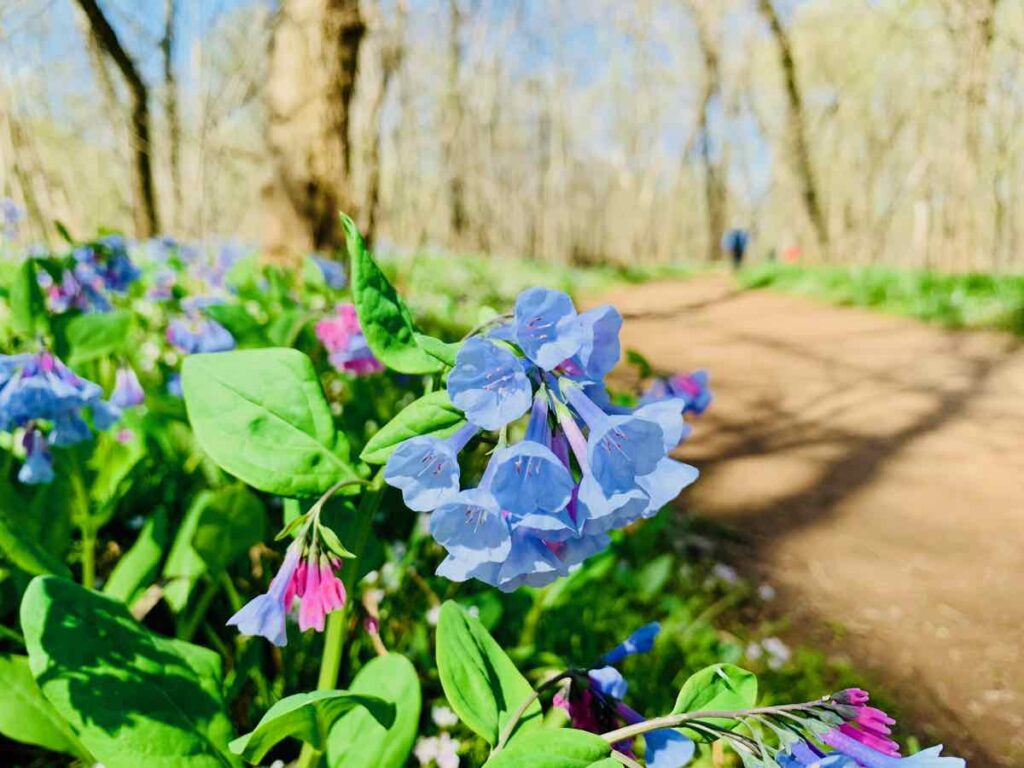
[757,0,828,258]
[74,0,160,238]
[688,1,726,263]
[263,0,365,256]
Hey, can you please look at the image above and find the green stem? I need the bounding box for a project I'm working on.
[178,577,220,641]
[296,469,386,768]
[494,671,571,753]
[80,524,96,590]
[598,701,824,745]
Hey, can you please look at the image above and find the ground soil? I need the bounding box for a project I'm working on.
[600,274,1024,766]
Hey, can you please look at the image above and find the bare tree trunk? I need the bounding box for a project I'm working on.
[74,0,160,237]
[162,0,182,232]
[361,0,405,247]
[688,1,726,263]
[263,0,365,256]
[756,0,828,258]
[444,0,467,241]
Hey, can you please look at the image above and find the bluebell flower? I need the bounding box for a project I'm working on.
[447,337,532,430]
[384,424,478,512]
[602,622,660,665]
[429,487,511,569]
[18,429,54,485]
[555,622,695,768]
[110,365,145,408]
[227,540,303,647]
[166,316,235,354]
[312,256,347,289]
[821,732,964,768]
[0,352,118,483]
[513,287,584,370]
[49,412,92,446]
[166,373,183,398]
[641,370,713,416]
[489,394,574,524]
[562,305,622,381]
[565,386,666,494]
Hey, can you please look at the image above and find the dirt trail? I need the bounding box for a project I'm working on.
[601,275,1024,766]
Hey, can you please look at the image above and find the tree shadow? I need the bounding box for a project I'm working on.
[26,577,232,759]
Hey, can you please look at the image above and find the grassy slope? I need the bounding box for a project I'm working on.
[739,262,1024,336]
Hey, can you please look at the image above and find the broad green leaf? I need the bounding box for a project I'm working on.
[89,429,146,526]
[192,486,266,574]
[414,333,460,367]
[483,729,612,768]
[344,214,442,374]
[436,601,541,746]
[0,654,91,760]
[327,654,422,768]
[20,576,239,768]
[672,663,758,737]
[66,310,133,364]
[103,507,169,604]
[0,484,71,578]
[162,492,208,612]
[360,390,466,464]
[182,348,356,497]
[9,258,46,336]
[228,690,394,764]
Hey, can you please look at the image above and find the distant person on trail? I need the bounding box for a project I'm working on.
[722,227,749,269]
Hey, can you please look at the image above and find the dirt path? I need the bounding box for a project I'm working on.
[601,275,1024,766]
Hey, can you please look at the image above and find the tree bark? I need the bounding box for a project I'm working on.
[74,0,160,237]
[688,1,726,263]
[263,0,365,256]
[162,0,183,231]
[756,0,828,257]
[444,0,467,241]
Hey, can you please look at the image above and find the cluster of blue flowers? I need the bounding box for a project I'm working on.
[0,352,142,484]
[385,287,700,591]
[37,235,141,313]
[166,297,236,355]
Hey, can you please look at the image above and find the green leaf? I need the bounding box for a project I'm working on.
[672,663,758,737]
[9,259,46,336]
[275,510,308,541]
[182,348,356,497]
[103,507,169,604]
[66,310,133,364]
[192,486,266,574]
[327,654,421,768]
[162,493,208,612]
[436,601,541,746]
[483,729,611,768]
[317,521,355,559]
[20,576,239,768]
[229,690,395,764]
[0,653,92,760]
[344,214,442,374]
[414,333,461,367]
[203,304,267,346]
[360,390,467,464]
[0,485,71,578]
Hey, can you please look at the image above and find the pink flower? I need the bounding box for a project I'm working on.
[297,554,347,632]
[315,303,361,352]
[316,303,383,375]
[832,688,900,757]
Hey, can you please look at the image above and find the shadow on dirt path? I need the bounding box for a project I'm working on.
[600,274,1024,766]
